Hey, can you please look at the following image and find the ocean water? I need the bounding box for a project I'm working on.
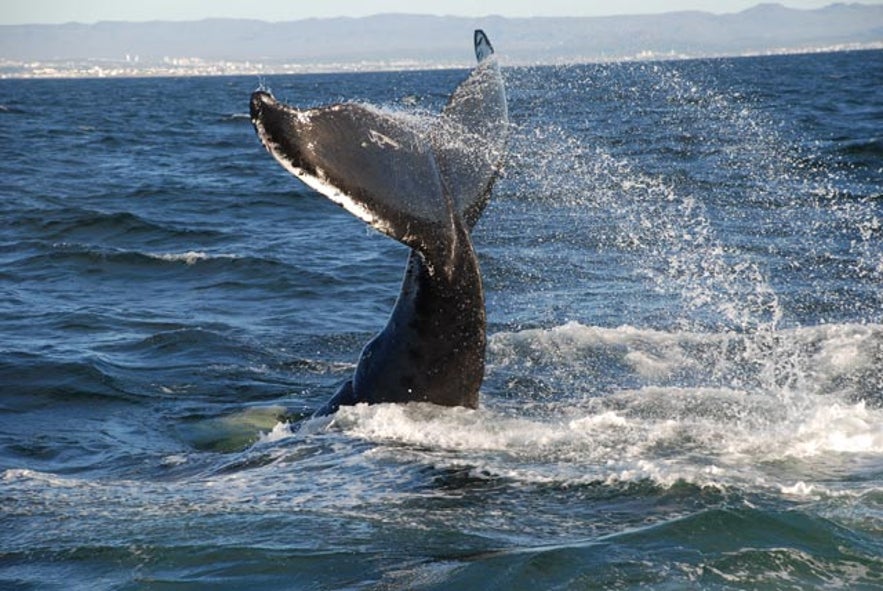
[1,49,881,589]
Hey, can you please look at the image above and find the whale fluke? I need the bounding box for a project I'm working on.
[250,31,508,414]
[437,29,508,228]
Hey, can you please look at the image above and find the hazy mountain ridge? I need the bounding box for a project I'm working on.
[1,3,881,77]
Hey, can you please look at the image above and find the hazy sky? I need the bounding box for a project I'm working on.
[3,0,877,25]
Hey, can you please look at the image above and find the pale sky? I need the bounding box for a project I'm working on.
[2,0,878,25]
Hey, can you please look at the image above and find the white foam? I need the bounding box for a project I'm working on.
[329,401,728,489]
[782,401,883,457]
[326,320,883,496]
[489,321,704,374]
[257,421,296,444]
[809,324,879,379]
[3,468,81,488]
[149,251,239,265]
[160,454,189,466]
[332,403,525,452]
[779,481,818,497]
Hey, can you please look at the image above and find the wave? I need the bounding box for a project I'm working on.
[218,112,252,123]
[272,321,883,497]
[0,104,28,115]
[835,136,883,158]
[146,250,238,265]
[6,244,329,288]
[324,394,881,496]
[7,207,224,245]
[6,457,878,590]
[421,505,883,590]
[0,351,136,405]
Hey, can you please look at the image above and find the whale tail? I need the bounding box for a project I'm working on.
[249,30,508,267]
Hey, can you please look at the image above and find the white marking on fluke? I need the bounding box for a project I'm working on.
[368,129,401,150]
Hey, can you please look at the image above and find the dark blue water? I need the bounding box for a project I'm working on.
[2,50,882,589]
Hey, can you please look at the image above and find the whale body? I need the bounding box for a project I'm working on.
[250,31,508,415]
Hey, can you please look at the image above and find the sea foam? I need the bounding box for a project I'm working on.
[322,322,883,496]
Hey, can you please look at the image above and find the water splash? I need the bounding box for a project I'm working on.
[493,61,882,404]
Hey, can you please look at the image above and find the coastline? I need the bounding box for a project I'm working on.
[2,41,881,80]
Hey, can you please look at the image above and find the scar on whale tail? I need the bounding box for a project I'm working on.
[250,30,509,416]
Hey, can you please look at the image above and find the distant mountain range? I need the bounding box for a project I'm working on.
[1,3,881,77]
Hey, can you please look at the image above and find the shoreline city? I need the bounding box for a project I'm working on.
[2,41,881,79]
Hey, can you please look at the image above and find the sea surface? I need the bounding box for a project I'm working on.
[1,49,882,589]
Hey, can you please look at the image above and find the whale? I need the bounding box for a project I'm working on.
[250,30,508,416]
